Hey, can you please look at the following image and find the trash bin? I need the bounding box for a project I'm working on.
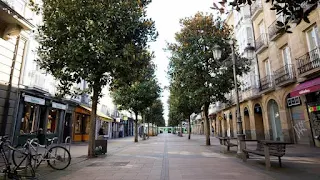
[95,136,107,155]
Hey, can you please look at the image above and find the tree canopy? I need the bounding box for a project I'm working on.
[112,58,161,142]
[167,13,251,145]
[214,0,319,33]
[35,0,157,156]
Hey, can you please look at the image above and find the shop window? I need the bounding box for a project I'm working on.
[74,114,82,134]
[74,113,90,134]
[85,116,90,134]
[47,109,60,134]
[20,103,40,134]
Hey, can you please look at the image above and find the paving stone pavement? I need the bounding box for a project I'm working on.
[3,134,320,180]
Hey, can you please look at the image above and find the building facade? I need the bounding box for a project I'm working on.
[0,0,35,138]
[213,1,320,147]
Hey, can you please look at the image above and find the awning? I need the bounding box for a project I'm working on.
[291,77,320,97]
[80,105,113,122]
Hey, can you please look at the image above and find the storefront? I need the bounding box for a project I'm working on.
[291,77,320,147]
[72,105,112,142]
[14,91,67,145]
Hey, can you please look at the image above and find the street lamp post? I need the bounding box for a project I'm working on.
[213,40,255,156]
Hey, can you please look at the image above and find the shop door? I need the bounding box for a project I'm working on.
[63,113,72,141]
[81,115,87,141]
[268,100,283,141]
[291,106,310,144]
[308,103,320,147]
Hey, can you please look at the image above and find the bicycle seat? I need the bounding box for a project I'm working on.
[46,137,58,143]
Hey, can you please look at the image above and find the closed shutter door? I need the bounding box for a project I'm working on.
[291,106,310,144]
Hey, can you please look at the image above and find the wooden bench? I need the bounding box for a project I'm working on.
[242,140,291,170]
[217,137,237,151]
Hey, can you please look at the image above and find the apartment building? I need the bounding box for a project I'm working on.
[214,1,320,147]
[0,0,35,137]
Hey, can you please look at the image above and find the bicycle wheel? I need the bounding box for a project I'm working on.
[13,155,36,180]
[47,146,71,170]
[12,147,39,169]
[12,146,28,167]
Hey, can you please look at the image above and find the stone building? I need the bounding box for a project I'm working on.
[213,1,320,147]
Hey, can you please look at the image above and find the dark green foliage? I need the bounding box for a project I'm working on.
[229,0,319,33]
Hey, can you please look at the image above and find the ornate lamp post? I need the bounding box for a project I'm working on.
[213,40,255,156]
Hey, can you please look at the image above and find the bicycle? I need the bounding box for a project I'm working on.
[0,136,36,180]
[12,137,71,170]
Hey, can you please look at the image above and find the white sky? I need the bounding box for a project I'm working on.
[146,0,215,124]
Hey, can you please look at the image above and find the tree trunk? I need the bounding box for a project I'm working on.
[180,121,183,137]
[204,102,211,145]
[143,113,146,140]
[151,123,154,136]
[88,87,99,158]
[148,122,150,138]
[188,117,191,140]
[134,112,138,142]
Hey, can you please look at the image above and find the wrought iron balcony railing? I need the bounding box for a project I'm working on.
[274,64,296,85]
[296,47,320,75]
[260,75,274,92]
[255,33,268,51]
[268,16,285,40]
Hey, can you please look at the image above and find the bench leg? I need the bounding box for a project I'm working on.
[278,157,282,167]
[264,145,271,170]
[227,145,230,151]
[242,152,248,162]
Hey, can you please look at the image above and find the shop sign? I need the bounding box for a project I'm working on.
[24,95,45,105]
[309,105,320,112]
[52,102,67,110]
[287,96,301,107]
[116,118,121,122]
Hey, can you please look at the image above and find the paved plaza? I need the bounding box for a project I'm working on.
[3,134,320,180]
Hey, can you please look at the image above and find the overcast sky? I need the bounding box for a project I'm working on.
[146,0,215,124]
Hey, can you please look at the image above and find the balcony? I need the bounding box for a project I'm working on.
[251,0,263,20]
[260,75,275,94]
[255,33,268,54]
[296,47,320,78]
[241,75,261,100]
[0,0,34,31]
[274,64,296,87]
[268,16,285,41]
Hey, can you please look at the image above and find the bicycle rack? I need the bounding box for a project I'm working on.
[64,136,71,153]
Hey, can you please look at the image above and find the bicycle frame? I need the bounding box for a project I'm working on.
[0,140,35,178]
[28,138,60,169]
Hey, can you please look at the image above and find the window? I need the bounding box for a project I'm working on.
[47,109,60,134]
[306,26,320,51]
[20,103,39,134]
[282,46,292,65]
[74,114,82,134]
[264,59,271,76]
[258,21,265,35]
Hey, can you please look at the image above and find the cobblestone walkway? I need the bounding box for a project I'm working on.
[3,134,320,180]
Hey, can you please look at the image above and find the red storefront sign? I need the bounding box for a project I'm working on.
[291,77,320,97]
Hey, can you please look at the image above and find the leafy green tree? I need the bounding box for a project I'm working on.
[145,99,164,136]
[112,61,161,142]
[167,13,250,145]
[35,0,157,157]
[214,0,319,33]
[168,82,200,139]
